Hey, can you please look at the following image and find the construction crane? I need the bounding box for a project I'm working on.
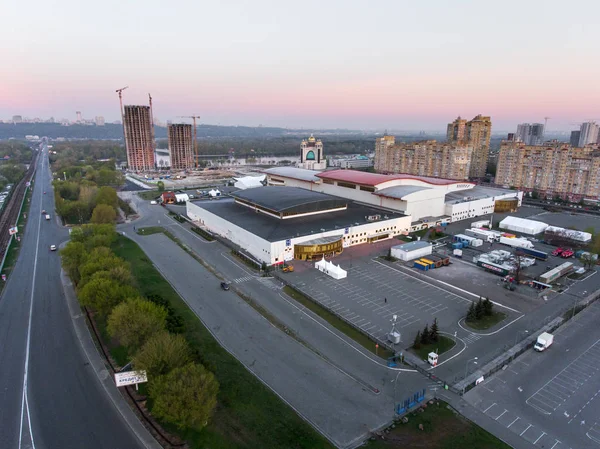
[115,86,128,117]
[177,115,201,168]
[115,86,129,165]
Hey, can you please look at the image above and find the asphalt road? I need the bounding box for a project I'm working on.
[0,146,146,449]
[120,194,429,447]
[466,300,600,449]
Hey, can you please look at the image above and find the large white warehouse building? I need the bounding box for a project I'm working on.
[264,167,522,230]
[187,186,412,265]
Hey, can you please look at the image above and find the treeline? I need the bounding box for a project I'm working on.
[62,225,218,431]
[0,142,34,191]
[50,140,126,166]
[50,145,126,224]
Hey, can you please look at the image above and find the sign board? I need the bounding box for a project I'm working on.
[8,226,18,235]
[114,370,148,387]
[285,239,291,247]
[475,376,485,385]
[26,181,31,187]
[1,274,5,281]
[344,227,349,235]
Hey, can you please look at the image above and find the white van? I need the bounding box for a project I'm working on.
[150,200,158,205]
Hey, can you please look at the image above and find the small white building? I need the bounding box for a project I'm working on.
[175,193,190,203]
[233,175,265,190]
[315,257,347,279]
[499,216,548,235]
[390,240,432,261]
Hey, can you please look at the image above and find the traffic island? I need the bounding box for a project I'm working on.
[464,311,507,331]
[410,336,456,361]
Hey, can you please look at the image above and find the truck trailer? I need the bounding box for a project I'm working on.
[516,247,548,261]
[499,236,534,249]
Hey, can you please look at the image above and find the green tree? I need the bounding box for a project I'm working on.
[475,298,484,320]
[134,332,191,378]
[60,241,87,285]
[466,302,476,322]
[413,330,421,349]
[146,294,185,334]
[157,181,165,192]
[149,363,219,431]
[95,186,118,209]
[78,276,137,316]
[483,297,494,317]
[421,324,430,345]
[78,247,128,285]
[581,253,596,270]
[430,318,439,342]
[108,298,167,351]
[91,204,117,224]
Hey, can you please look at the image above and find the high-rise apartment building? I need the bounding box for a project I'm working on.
[447,115,491,178]
[76,111,82,123]
[374,136,472,181]
[515,123,545,145]
[496,140,600,200]
[12,115,22,123]
[579,122,599,147]
[95,116,105,126]
[167,123,194,170]
[123,105,156,171]
[570,131,581,148]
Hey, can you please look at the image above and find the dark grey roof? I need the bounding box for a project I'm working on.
[374,185,432,199]
[230,186,347,215]
[263,167,321,182]
[445,186,518,204]
[192,198,406,242]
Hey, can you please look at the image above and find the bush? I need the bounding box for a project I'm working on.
[108,298,168,351]
[149,363,219,431]
[133,332,191,378]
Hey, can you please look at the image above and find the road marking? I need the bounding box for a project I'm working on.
[550,440,561,449]
[520,424,532,436]
[534,431,546,444]
[495,409,508,420]
[483,402,497,413]
[19,159,43,449]
[507,417,520,428]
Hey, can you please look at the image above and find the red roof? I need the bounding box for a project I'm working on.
[316,169,470,187]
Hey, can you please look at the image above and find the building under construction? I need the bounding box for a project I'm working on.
[123,105,155,171]
[168,123,194,170]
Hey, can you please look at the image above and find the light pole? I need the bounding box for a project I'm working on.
[463,357,478,394]
[514,329,529,346]
[393,370,402,414]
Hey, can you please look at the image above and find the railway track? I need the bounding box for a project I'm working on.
[0,152,39,263]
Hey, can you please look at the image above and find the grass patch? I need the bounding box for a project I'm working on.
[231,250,261,271]
[365,400,510,449]
[136,226,165,235]
[112,236,332,449]
[283,286,394,360]
[93,313,129,367]
[191,225,215,241]
[411,336,455,361]
[465,312,507,331]
[563,304,586,321]
[1,186,33,281]
[137,190,161,200]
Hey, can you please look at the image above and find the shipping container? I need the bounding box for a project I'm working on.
[419,258,436,269]
[452,242,462,249]
[413,261,429,271]
[477,260,510,276]
[470,239,484,247]
[516,247,548,261]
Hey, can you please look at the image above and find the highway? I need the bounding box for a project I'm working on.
[0,145,146,449]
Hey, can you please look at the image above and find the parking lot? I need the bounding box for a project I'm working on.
[465,300,600,449]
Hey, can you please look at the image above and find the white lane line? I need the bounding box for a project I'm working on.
[534,432,546,444]
[19,159,43,449]
[507,417,520,428]
[520,424,532,436]
[495,409,508,421]
[550,440,560,449]
[483,402,497,413]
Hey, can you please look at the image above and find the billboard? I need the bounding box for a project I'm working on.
[114,370,148,387]
[9,227,18,235]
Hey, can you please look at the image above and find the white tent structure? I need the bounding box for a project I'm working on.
[175,193,189,203]
[234,175,265,190]
[499,216,548,235]
[208,189,221,198]
[315,257,347,280]
[545,226,592,243]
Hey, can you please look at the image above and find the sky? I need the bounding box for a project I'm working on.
[2,0,599,131]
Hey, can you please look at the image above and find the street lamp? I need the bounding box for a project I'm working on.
[392,370,402,414]
[514,330,529,346]
[463,357,478,394]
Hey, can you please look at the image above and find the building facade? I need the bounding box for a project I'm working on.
[330,155,373,169]
[95,116,105,126]
[515,123,544,145]
[297,134,326,170]
[167,123,194,170]
[374,137,472,181]
[124,105,156,171]
[579,122,599,147]
[447,115,492,178]
[496,140,600,200]
[570,131,581,147]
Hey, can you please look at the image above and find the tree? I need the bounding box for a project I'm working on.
[512,251,525,282]
[95,186,118,209]
[149,363,219,431]
[430,318,439,343]
[466,302,477,322]
[78,276,137,316]
[421,324,430,345]
[483,297,494,316]
[108,298,167,351]
[146,294,185,334]
[413,330,421,349]
[91,204,117,224]
[157,181,165,192]
[475,298,484,320]
[60,241,87,285]
[78,247,128,285]
[581,253,596,270]
[134,332,191,378]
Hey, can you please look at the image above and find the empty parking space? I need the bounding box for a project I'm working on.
[526,338,600,415]
[288,258,473,343]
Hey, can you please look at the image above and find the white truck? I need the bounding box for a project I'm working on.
[499,236,534,249]
[534,332,554,351]
[45,214,50,220]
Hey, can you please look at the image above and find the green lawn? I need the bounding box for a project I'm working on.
[465,312,507,331]
[283,286,394,360]
[137,190,161,200]
[112,236,332,449]
[1,186,33,281]
[365,400,511,449]
[411,336,455,361]
[136,226,165,235]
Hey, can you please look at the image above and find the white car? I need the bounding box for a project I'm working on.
[150,200,158,205]
[50,245,57,251]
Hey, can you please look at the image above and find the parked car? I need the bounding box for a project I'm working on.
[220,282,230,291]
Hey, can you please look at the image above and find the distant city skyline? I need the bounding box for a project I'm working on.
[2,0,598,131]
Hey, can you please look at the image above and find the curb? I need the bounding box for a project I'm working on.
[60,268,162,449]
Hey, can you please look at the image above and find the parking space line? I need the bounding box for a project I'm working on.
[550,440,561,449]
[520,424,532,436]
[495,409,508,421]
[534,431,546,444]
[507,417,520,428]
[483,402,497,413]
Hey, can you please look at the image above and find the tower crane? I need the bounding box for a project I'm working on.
[115,86,129,165]
[115,86,128,117]
[177,115,201,168]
